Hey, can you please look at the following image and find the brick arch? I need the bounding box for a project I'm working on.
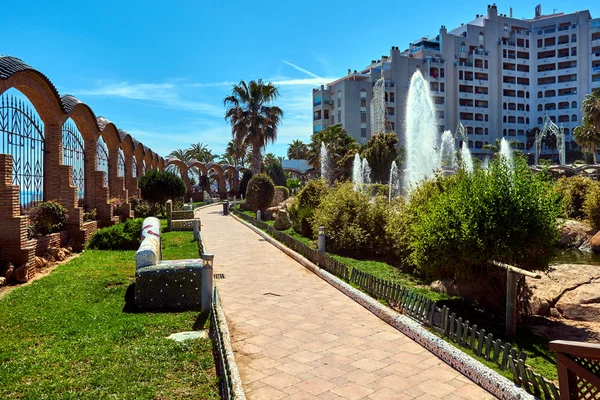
[188,160,208,176]
[143,146,153,171]
[151,153,159,170]
[0,57,65,125]
[158,157,165,171]
[206,162,226,196]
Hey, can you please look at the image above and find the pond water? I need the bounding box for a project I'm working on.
[551,249,600,266]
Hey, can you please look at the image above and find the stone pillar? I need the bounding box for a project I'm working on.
[217,174,226,198]
[84,139,98,211]
[232,172,240,195]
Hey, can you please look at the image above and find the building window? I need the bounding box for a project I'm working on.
[485,128,489,135]
[337,91,341,107]
[460,42,466,52]
[538,104,543,112]
[571,34,577,43]
[361,128,367,138]
[314,125,322,133]
[504,24,509,33]
[538,117,543,124]
[331,115,335,124]
[360,89,366,99]
[479,32,484,47]
[485,114,488,122]
[572,101,577,108]
[572,114,577,122]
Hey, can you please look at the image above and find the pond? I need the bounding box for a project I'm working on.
[551,249,600,266]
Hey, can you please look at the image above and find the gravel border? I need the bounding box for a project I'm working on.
[230,212,535,400]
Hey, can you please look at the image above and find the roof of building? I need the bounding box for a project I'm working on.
[282,159,312,172]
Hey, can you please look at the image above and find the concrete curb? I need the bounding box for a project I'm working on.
[230,212,535,400]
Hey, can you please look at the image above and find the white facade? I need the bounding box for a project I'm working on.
[313,4,600,158]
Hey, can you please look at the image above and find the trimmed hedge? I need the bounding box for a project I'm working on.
[86,219,143,250]
[246,173,275,213]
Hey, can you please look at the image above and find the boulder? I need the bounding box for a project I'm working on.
[264,206,279,221]
[48,247,66,261]
[558,219,597,249]
[34,257,43,269]
[555,282,600,321]
[430,277,504,311]
[0,276,6,287]
[274,209,292,230]
[2,262,14,281]
[591,231,600,254]
[12,264,30,283]
[526,264,600,317]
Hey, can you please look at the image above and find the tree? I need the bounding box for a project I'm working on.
[224,139,249,167]
[186,142,215,163]
[288,139,308,160]
[307,124,359,181]
[139,170,186,210]
[262,153,286,186]
[360,132,399,183]
[574,91,600,164]
[224,80,284,174]
[574,123,600,164]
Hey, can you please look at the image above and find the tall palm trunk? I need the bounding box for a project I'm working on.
[251,144,261,174]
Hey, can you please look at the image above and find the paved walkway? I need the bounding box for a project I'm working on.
[199,205,496,400]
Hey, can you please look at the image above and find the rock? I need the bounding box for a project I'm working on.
[430,277,504,311]
[591,232,600,254]
[62,247,71,256]
[550,308,562,318]
[264,206,279,221]
[66,246,73,253]
[526,263,600,317]
[274,209,292,230]
[47,255,55,263]
[239,202,251,212]
[34,257,43,269]
[555,282,600,321]
[0,276,6,287]
[12,264,30,283]
[558,219,597,249]
[2,262,14,280]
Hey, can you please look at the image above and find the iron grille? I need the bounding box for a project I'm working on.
[62,120,85,203]
[132,156,138,178]
[97,138,109,187]
[0,93,45,212]
[118,148,125,178]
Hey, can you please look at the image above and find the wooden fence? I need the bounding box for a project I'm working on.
[232,209,560,399]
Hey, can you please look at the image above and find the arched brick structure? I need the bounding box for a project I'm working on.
[0,56,164,272]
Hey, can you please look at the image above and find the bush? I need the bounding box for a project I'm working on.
[405,156,560,280]
[286,178,300,194]
[28,201,68,236]
[311,182,371,255]
[83,209,97,222]
[245,173,275,213]
[239,171,252,198]
[288,178,329,237]
[271,186,290,206]
[369,184,389,198]
[86,218,143,250]
[583,184,600,229]
[139,170,186,205]
[555,176,597,219]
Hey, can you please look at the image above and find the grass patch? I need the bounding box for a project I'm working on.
[234,208,557,382]
[0,229,219,399]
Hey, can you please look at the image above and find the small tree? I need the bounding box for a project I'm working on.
[239,170,253,197]
[360,132,399,182]
[245,173,275,213]
[139,170,186,210]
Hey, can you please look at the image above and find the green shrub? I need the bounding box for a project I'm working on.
[288,178,330,237]
[583,184,600,229]
[406,156,560,279]
[239,171,253,197]
[555,176,597,219]
[83,209,97,222]
[139,170,186,206]
[271,186,290,206]
[28,201,68,236]
[286,178,300,194]
[369,184,389,198]
[245,173,275,213]
[311,182,370,255]
[86,218,143,250]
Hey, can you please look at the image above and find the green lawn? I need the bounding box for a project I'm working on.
[235,208,558,382]
[0,228,219,399]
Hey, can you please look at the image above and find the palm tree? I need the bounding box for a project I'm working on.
[287,139,308,160]
[582,90,600,132]
[574,122,600,164]
[224,79,284,173]
[224,139,249,167]
[186,142,215,164]
[166,148,189,173]
[219,153,236,165]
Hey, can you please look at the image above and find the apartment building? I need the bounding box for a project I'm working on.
[313,4,600,158]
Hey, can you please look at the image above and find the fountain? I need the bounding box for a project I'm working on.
[439,130,456,170]
[536,115,566,165]
[499,138,514,171]
[461,141,474,173]
[320,142,331,182]
[482,156,489,169]
[388,161,400,201]
[403,71,441,192]
[362,158,371,185]
[352,153,362,191]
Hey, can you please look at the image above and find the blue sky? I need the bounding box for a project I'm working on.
[2,0,598,159]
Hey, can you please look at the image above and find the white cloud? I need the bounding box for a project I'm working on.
[282,60,323,79]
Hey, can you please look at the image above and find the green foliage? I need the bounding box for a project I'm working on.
[139,170,186,205]
[263,157,286,186]
[405,156,561,279]
[311,182,370,256]
[239,170,253,197]
[86,219,143,250]
[307,124,359,181]
[288,179,330,237]
[583,184,600,229]
[368,183,389,198]
[287,139,308,160]
[360,132,399,182]
[28,201,68,236]
[129,196,158,218]
[245,173,275,213]
[83,209,97,222]
[555,176,597,219]
[275,186,290,200]
[286,178,300,192]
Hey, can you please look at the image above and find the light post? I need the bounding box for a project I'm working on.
[201,254,214,314]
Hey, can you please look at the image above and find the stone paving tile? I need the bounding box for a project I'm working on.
[199,206,497,400]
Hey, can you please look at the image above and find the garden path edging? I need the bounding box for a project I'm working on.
[230,212,535,400]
